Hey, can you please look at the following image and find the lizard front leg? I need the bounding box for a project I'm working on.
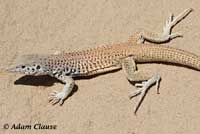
[48,76,75,105]
[121,57,161,114]
[129,8,193,44]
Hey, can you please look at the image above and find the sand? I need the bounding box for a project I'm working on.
[0,0,200,134]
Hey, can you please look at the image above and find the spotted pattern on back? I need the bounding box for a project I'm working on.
[35,42,200,78]
[42,43,132,77]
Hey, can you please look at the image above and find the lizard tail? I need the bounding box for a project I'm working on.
[135,44,200,70]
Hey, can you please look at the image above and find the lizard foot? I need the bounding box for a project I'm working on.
[48,90,66,105]
[129,74,161,114]
[162,13,183,40]
[48,78,74,106]
[162,8,193,40]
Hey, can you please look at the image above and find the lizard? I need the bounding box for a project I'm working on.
[6,8,198,114]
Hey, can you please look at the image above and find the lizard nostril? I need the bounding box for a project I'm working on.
[21,65,25,69]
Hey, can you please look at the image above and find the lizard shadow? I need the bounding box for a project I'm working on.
[14,75,79,96]
[14,75,60,86]
[14,69,120,86]
[13,70,121,100]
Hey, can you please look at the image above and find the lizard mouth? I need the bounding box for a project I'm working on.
[6,66,18,73]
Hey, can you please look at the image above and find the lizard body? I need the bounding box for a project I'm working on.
[7,8,198,113]
[16,42,199,77]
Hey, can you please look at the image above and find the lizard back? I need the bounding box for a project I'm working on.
[43,43,131,77]
[37,42,200,77]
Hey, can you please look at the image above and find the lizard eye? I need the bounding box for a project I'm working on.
[36,65,41,70]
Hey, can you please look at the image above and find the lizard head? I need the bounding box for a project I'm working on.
[7,63,45,75]
[7,54,48,76]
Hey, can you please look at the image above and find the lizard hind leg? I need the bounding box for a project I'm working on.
[136,8,193,44]
[121,57,161,114]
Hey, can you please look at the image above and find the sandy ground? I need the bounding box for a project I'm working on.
[0,0,200,134]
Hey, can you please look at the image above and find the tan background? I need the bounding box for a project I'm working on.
[0,0,200,134]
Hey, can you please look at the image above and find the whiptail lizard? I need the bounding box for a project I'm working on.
[7,8,199,114]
